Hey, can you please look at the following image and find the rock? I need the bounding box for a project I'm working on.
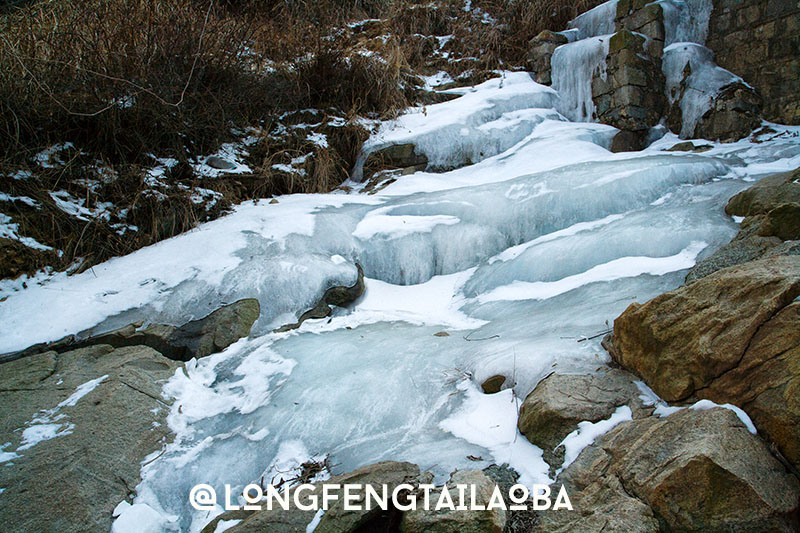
[402,470,506,533]
[433,331,450,337]
[527,30,568,86]
[686,169,800,281]
[725,167,800,217]
[759,203,800,240]
[666,141,712,152]
[206,155,236,170]
[518,370,649,469]
[481,375,506,394]
[82,298,260,361]
[269,198,279,204]
[609,130,646,152]
[362,143,428,181]
[0,345,178,533]
[538,408,800,532]
[693,81,762,141]
[608,256,800,467]
[167,298,261,360]
[214,461,424,533]
[3,298,261,363]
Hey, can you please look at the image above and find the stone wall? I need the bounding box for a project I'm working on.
[592,30,666,151]
[707,0,799,125]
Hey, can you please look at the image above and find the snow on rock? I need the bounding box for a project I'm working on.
[355,72,559,176]
[440,380,551,487]
[635,381,757,433]
[557,405,632,473]
[568,0,618,39]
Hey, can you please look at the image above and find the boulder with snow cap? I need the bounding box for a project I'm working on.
[517,369,651,470]
[607,255,800,468]
[537,407,800,532]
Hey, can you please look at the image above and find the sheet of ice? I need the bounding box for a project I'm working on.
[353,214,460,240]
[360,119,615,196]
[568,0,618,39]
[478,241,706,303]
[558,405,632,472]
[354,72,559,175]
[306,510,325,533]
[112,501,178,533]
[551,36,611,122]
[0,195,380,353]
[656,0,713,46]
[439,380,551,487]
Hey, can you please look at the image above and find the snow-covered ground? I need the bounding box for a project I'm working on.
[1,1,799,531]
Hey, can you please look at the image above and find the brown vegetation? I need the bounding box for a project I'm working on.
[0,0,602,281]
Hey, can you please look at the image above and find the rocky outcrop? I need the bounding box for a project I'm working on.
[517,370,650,469]
[607,255,800,467]
[726,167,800,217]
[692,81,762,142]
[537,408,800,532]
[527,30,568,86]
[707,0,799,125]
[402,470,506,533]
[2,298,261,363]
[686,167,800,282]
[0,345,178,533]
[480,374,506,394]
[362,143,429,182]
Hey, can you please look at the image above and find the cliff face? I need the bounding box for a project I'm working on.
[707,0,800,125]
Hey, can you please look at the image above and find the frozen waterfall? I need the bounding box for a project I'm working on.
[0,4,798,533]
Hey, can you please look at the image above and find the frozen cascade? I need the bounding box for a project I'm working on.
[663,43,746,138]
[0,9,798,531]
[568,0,618,39]
[551,35,611,122]
[656,0,714,47]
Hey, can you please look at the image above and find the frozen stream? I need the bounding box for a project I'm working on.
[0,3,799,530]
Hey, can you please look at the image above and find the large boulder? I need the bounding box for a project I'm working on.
[608,255,800,467]
[693,81,762,142]
[725,167,800,217]
[166,298,261,359]
[401,470,506,533]
[517,370,650,469]
[686,168,800,282]
[537,408,800,532]
[0,345,179,533]
[84,298,260,361]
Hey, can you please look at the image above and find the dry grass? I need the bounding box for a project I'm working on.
[0,0,603,280]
